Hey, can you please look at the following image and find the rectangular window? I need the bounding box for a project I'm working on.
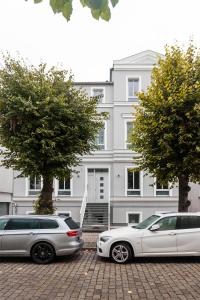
[95,124,105,150]
[29,176,42,195]
[156,180,169,196]
[91,87,105,103]
[127,212,142,225]
[58,178,71,196]
[127,169,141,196]
[128,78,139,101]
[126,121,133,149]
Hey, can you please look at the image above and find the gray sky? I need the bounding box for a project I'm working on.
[0,0,199,81]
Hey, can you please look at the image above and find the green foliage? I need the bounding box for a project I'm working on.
[131,43,200,186]
[0,54,106,213]
[31,0,119,21]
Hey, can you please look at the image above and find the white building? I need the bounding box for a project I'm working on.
[0,51,184,228]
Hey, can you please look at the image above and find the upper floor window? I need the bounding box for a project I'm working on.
[29,176,42,195]
[156,180,170,196]
[127,78,139,101]
[58,178,71,196]
[91,87,105,103]
[127,169,141,196]
[126,121,133,149]
[95,123,106,150]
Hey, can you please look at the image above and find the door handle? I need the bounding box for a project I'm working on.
[168,232,176,236]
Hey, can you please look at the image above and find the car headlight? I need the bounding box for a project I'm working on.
[100,236,112,243]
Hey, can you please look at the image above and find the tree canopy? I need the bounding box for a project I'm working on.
[131,43,200,211]
[0,55,105,213]
[31,0,119,21]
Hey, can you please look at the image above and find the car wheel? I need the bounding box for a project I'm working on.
[31,242,55,264]
[111,242,132,264]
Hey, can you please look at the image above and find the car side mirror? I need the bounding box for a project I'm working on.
[150,224,160,231]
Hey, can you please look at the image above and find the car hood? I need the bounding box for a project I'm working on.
[99,226,142,238]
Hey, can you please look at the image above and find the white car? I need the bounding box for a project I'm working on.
[97,212,200,263]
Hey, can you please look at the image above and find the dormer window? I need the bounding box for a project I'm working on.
[91,87,105,103]
[127,78,139,101]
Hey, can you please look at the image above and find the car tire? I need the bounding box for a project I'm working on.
[111,242,132,264]
[31,242,56,264]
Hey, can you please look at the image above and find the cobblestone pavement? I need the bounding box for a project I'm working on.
[82,232,99,248]
[1,252,200,300]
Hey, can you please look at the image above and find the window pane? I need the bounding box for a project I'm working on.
[128,79,134,97]
[39,219,59,229]
[64,178,70,190]
[0,219,8,230]
[95,126,105,149]
[92,88,104,103]
[59,179,64,190]
[128,214,140,224]
[134,171,140,189]
[5,219,39,230]
[35,176,41,190]
[30,176,35,189]
[128,79,139,98]
[156,216,177,231]
[128,170,133,189]
[177,216,200,229]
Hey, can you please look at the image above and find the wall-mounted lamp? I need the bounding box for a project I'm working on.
[117,174,120,177]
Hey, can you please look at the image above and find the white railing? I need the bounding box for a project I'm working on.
[80,190,88,228]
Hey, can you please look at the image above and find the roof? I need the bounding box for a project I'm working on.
[74,81,113,86]
[113,50,164,68]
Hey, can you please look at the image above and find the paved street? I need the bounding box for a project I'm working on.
[1,250,200,300]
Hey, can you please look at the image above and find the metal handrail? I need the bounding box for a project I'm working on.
[80,190,88,228]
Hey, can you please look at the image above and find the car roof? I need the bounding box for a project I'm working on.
[0,215,69,219]
[156,212,200,217]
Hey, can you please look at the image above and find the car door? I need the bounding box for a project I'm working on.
[141,216,177,255]
[1,218,39,255]
[176,215,200,254]
[0,218,8,253]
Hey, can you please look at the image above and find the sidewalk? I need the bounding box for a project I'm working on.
[82,232,99,249]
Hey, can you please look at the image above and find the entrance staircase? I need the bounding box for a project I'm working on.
[82,203,109,232]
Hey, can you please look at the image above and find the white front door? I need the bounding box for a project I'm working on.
[141,216,177,255]
[87,168,109,203]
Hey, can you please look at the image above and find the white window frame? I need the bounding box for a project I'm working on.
[154,178,172,197]
[55,177,73,197]
[125,167,143,197]
[126,76,141,102]
[124,119,133,149]
[95,121,107,151]
[126,211,142,225]
[91,87,105,104]
[28,176,43,196]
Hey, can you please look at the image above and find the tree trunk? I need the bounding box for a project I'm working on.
[178,175,191,212]
[35,176,54,214]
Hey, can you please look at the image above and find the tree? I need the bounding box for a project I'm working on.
[31,0,119,21]
[0,55,105,214]
[131,43,200,212]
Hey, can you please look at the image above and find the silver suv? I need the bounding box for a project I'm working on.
[0,215,84,264]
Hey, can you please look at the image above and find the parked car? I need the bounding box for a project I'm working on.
[0,215,83,263]
[97,212,200,263]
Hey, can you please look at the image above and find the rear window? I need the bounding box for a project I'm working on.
[64,217,79,229]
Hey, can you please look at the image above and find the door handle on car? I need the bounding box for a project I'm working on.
[168,232,176,236]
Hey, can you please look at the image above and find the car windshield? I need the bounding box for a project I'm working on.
[134,215,161,229]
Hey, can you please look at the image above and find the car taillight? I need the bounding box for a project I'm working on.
[67,231,79,237]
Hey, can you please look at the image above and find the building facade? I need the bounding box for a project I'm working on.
[0,50,181,226]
